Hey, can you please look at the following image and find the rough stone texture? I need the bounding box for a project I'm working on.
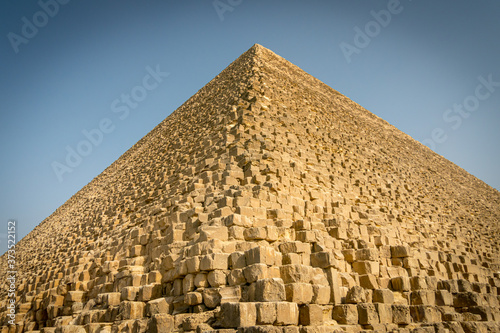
[1,44,499,333]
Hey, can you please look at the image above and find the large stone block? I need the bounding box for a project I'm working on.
[391,276,411,291]
[299,304,323,326]
[200,253,229,271]
[146,298,170,316]
[256,302,277,325]
[453,292,484,307]
[285,283,313,304]
[372,289,394,304]
[244,263,269,283]
[357,303,379,325]
[220,302,257,328]
[246,246,281,266]
[391,304,411,324]
[151,313,174,333]
[410,305,441,323]
[276,302,299,326]
[203,288,222,308]
[311,285,330,305]
[375,303,392,324]
[254,278,286,302]
[391,245,411,258]
[119,301,144,320]
[346,286,367,304]
[279,265,312,284]
[310,251,338,269]
[352,261,379,276]
[356,248,379,261]
[332,304,358,325]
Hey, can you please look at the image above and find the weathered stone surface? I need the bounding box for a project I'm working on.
[332,304,358,325]
[254,278,286,302]
[220,302,257,328]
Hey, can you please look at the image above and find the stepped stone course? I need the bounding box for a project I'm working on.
[1,44,499,333]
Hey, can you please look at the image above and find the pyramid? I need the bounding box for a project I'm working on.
[1,44,500,332]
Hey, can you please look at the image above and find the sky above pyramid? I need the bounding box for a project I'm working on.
[0,0,499,254]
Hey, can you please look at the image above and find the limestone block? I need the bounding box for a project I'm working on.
[120,286,139,301]
[329,227,347,240]
[200,253,229,271]
[372,289,394,304]
[453,292,484,307]
[229,251,247,269]
[410,305,441,323]
[185,256,200,274]
[49,295,65,306]
[276,302,299,326]
[346,286,367,304]
[279,241,310,254]
[65,291,86,303]
[119,301,144,320]
[283,253,302,265]
[199,226,229,242]
[310,252,338,269]
[203,288,222,308]
[146,298,171,316]
[357,303,379,325]
[375,303,392,324]
[244,264,269,283]
[299,304,323,326]
[246,246,281,266]
[435,290,453,306]
[138,284,162,302]
[224,214,252,227]
[311,285,330,305]
[442,312,462,322]
[279,265,313,284]
[391,276,411,291]
[229,225,245,240]
[244,227,268,240]
[457,279,473,292]
[332,304,358,325]
[324,268,342,305]
[219,286,241,303]
[151,313,174,333]
[391,245,411,258]
[359,274,379,290]
[184,292,203,305]
[352,261,379,276]
[254,278,286,302]
[410,290,436,306]
[102,293,121,306]
[285,283,313,304]
[208,270,228,287]
[194,272,209,288]
[220,302,257,328]
[256,302,277,325]
[228,269,246,286]
[183,274,195,294]
[356,248,379,261]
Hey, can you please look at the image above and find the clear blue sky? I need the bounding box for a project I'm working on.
[1,0,499,253]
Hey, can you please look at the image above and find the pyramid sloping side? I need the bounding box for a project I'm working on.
[1,44,499,331]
